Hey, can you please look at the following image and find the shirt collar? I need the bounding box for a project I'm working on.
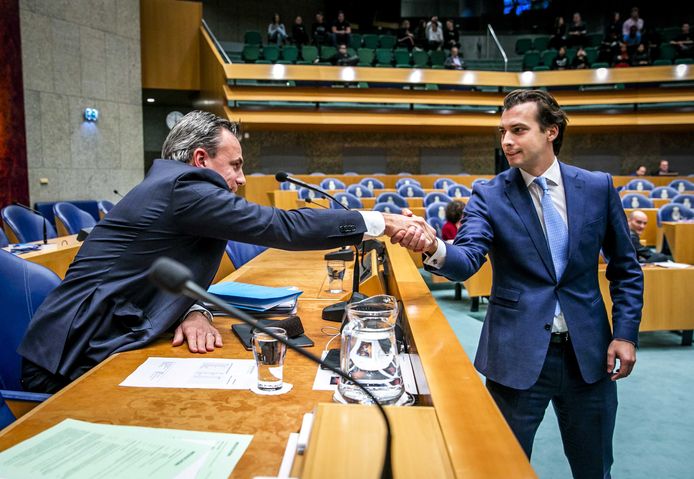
[520,157,562,188]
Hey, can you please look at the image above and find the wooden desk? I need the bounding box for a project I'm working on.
[16,235,81,278]
[0,244,534,478]
[660,222,694,264]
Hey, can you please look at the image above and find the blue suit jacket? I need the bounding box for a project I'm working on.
[19,160,367,380]
[430,163,643,389]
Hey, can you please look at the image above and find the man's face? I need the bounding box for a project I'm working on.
[192,129,246,192]
[660,160,669,172]
[499,102,557,172]
[338,12,344,22]
[636,166,646,176]
[629,212,648,235]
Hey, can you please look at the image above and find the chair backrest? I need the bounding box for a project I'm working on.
[533,36,550,51]
[394,177,421,189]
[362,34,379,49]
[379,34,396,49]
[357,48,375,66]
[281,45,298,62]
[375,48,393,66]
[360,177,385,191]
[657,203,694,226]
[424,192,451,206]
[621,194,654,209]
[394,49,411,66]
[426,201,450,221]
[0,392,15,429]
[372,203,402,214]
[397,184,425,198]
[412,50,429,67]
[319,178,346,190]
[262,45,280,62]
[298,187,326,200]
[375,193,408,207]
[515,37,533,54]
[332,192,363,209]
[626,179,655,191]
[0,228,8,248]
[320,46,337,61]
[672,194,694,209]
[301,45,319,62]
[426,217,444,238]
[53,202,98,236]
[649,186,679,199]
[244,31,262,45]
[0,250,61,390]
[97,200,114,218]
[1,205,57,243]
[242,44,261,62]
[472,178,488,188]
[669,179,694,193]
[225,240,267,269]
[280,181,298,191]
[433,178,454,190]
[346,184,374,198]
[447,184,472,198]
[523,51,541,70]
[429,50,446,66]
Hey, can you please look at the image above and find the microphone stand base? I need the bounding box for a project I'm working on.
[321,292,368,323]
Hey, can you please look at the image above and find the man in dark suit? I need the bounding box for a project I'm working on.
[19,111,433,393]
[628,210,670,263]
[411,90,643,477]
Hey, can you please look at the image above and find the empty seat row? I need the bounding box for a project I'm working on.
[625,179,694,192]
[622,193,693,209]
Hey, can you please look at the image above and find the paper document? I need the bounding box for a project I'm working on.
[120,357,256,389]
[0,418,252,479]
[652,261,691,269]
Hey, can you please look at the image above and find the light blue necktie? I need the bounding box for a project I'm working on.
[534,176,569,316]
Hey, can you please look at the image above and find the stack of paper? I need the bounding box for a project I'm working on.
[207,281,302,312]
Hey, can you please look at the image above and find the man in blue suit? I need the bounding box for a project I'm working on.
[19,111,433,393]
[420,90,643,478]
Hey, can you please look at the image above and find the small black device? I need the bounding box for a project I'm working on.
[324,248,354,262]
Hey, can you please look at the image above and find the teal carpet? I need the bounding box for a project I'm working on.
[424,272,694,479]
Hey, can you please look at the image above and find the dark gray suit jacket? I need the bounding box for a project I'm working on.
[19,160,366,380]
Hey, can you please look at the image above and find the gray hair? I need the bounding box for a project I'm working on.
[161,110,239,163]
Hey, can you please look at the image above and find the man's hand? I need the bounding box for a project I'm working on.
[383,209,437,253]
[172,312,223,353]
[606,339,636,381]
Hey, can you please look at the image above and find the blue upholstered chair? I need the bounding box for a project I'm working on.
[225,240,267,269]
[672,194,694,209]
[343,171,359,176]
[1,205,57,243]
[360,177,385,191]
[472,178,489,188]
[669,179,694,193]
[298,187,326,200]
[621,194,654,209]
[0,228,8,248]
[372,203,403,214]
[423,192,451,207]
[433,178,455,190]
[319,178,346,190]
[375,193,408,207]
[426,201,450,221]
[427,217,444,238]
[395,178,421,189]
[309,172,326,176]
[397,184,425,198]
[649,187,679,200]
[0,392,15,429]
[97,200,114,219]
[280,181,299,191]
[53,202,97,236]
[0,250,56,415]
[657,203,694,226]
[346,184,374,198]
[447,184,472,199]
[331,192,363,209]
[625,179,655,191]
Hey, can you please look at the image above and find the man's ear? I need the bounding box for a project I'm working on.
[191,148,207,168]
[547,125,558,143]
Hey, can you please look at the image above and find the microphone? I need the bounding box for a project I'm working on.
[113,189,124,199]
[148,257,393,479]
[13,202,48,245]
[304,197,328,209]
[275,171,348,211]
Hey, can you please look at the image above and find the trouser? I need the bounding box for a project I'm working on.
[21,358,70,394]
[486,338,617,479]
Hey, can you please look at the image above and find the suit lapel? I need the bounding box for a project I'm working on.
[504,168,557,281]
[561,163,585,276]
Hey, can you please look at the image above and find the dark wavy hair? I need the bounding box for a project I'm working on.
[503,89,569,155]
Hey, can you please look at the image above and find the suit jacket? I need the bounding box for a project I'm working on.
[430,163,643,389]
[19,160,367,380]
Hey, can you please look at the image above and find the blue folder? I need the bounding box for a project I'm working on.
[207,282,303,311]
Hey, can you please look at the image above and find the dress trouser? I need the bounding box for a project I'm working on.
[21,358,70,394]
[486,338,617,479]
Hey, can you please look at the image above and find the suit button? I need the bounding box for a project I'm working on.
[544,324,551,331]
[339,224,356,234]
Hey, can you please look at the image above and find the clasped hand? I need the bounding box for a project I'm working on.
[383,208,438,253]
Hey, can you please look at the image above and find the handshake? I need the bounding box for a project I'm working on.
[382,209,438,255]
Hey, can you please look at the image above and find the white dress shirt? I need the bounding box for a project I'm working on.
[425,158,569,332]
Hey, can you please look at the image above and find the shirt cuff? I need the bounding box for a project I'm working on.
[358,211,386,238]
[423,238,447,269]
[184,304,213,323]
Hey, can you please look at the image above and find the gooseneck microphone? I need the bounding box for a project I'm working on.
[304,197,328,209]
[13,202,48,244]
[113,189,124,199]
[148,257,393,479]
[274,171,348,211]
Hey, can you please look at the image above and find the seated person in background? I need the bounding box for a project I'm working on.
[444,46,465,70]
[599,30,621,63]
[426,20,443,50]
[442,200,465,241]
[292,16,309,48]
[414,18,428,50]
[324,43,358,66]
[628,211,670,263]
[623,25,642,54]
[622,7,644,37]
[331,11,351,47]
[651,159,677,176]
[605,11,621,38]
[567,12,588,47]
[551,46,570,70]
[631,43,651,66]
[633,165,647,176]
[548,16,567,50]
[268,13,288,45]
[18,110,433,394]
[671,23,693,58]
[443,19,460,49]
[397,19,416,50]
[613,44,631,67]
[312,12,329,47]
[572,47,590,69]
